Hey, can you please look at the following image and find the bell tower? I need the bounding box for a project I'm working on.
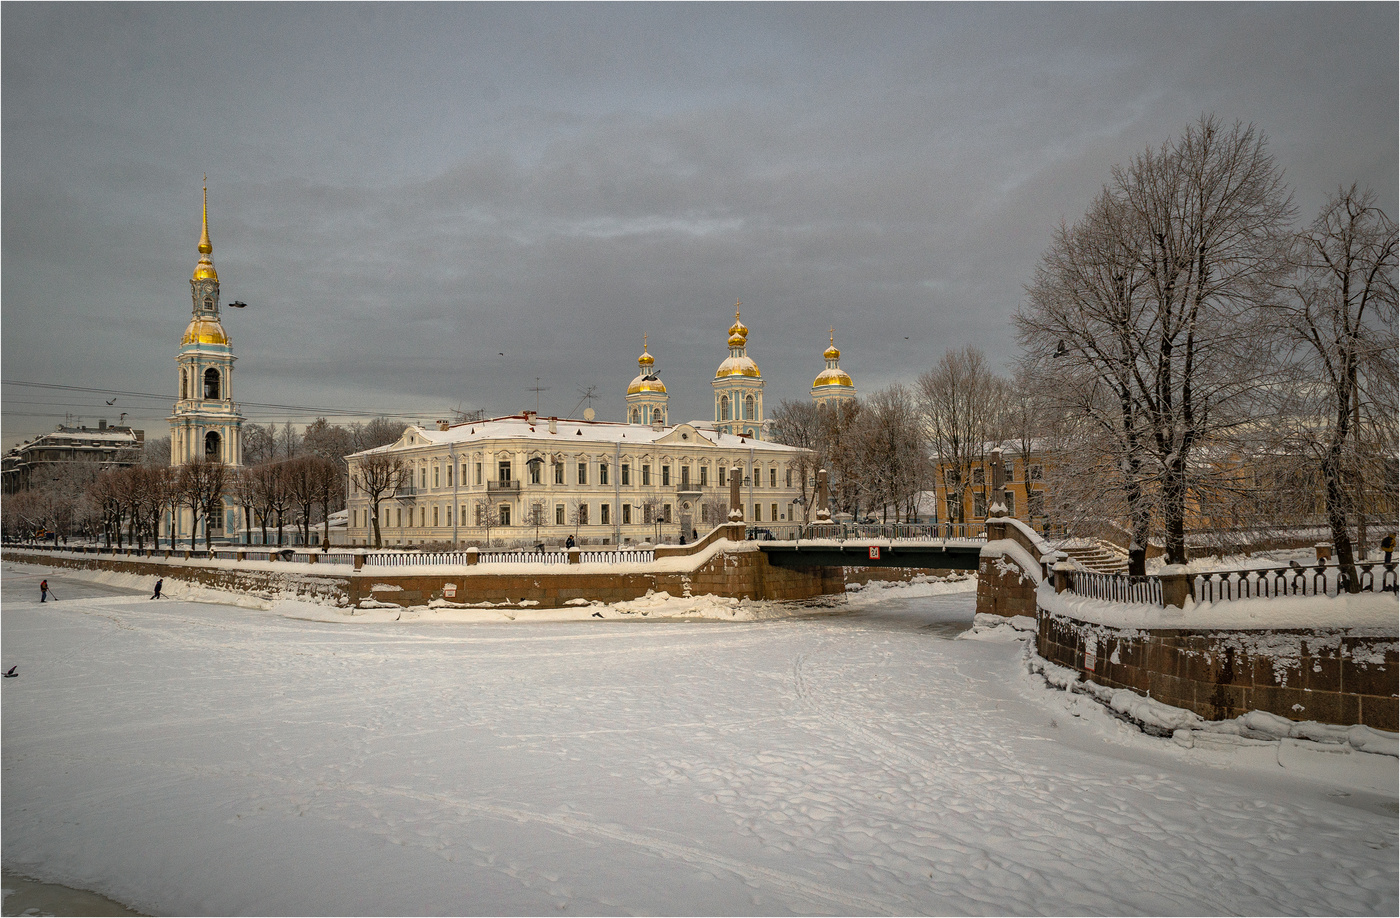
[712,304,764,439]
[168,181,244,540]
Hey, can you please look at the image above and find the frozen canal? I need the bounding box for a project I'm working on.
[2,564,1396,916]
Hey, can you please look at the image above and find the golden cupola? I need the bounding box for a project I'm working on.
[185,180,229,348]
[627,334,666,394]
[715,305,760,379]
[811,328,855,405]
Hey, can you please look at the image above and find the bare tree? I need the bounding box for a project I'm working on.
[855,384,929,522]
[284,456,319,547]
[769,400,825,527]
[472,496,497,548]
[1274,186,1398,583]
[918,346,1008,526]
[1017,115,1294,564]
[310,457,346,548]
[350,452,410,549]
[177,459,229,550]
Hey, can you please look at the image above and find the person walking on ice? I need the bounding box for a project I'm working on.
[151,578,163,600]
[40,579,48,602]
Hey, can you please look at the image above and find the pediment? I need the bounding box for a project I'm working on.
[655,424,716,446]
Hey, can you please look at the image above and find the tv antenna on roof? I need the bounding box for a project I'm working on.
[527,378,550,414]
[572,385,598,418]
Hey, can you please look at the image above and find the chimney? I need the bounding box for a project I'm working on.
[99,419,107,430]
[437,420,449,431]
[548,417,557,434]
[525,410,537,424]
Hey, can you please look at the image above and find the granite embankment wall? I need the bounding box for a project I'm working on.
[1037,615,1398,732]
[4,543,844,609]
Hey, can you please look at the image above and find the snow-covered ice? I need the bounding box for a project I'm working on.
[3,563,1396,915]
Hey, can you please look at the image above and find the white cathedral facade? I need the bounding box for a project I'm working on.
[343,309,858,548]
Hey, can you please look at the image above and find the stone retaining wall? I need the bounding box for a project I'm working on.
[1037,611,1399,731]
[5,546,843,610]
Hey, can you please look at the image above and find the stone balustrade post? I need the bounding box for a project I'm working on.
[729,467,743,522]
[815,469,831,523]
[237,550,246,562]
[464,547,478,566]
[567,547,582,565]
[1053,561,1074,594]
[353,550,365,572]
[1159,565,1193,609]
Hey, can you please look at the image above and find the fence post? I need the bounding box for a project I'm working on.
[353,550,365,572]
[1053,561,1074,594]
[568,547,582,565]
[1159,565,1193,609]
[464,547,478,566]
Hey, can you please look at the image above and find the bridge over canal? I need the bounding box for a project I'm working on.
[758,539,985,571]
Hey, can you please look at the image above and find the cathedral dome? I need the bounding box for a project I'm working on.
[812,366,853,388]
[716,355,760,378]
[824,342,841,360]
[627,373,666,394]
[182,316,229,346]
[728,310,747,340]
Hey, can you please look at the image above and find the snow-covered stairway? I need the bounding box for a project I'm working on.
[1054,539,1129,574]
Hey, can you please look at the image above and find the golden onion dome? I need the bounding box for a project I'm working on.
[728,331,747,348]
[182,316,229,346]
[192,256,218,283]
[638,351,654,368]
[813,367,853,388]
[628,373,666,394]
[715,355,760,379]
[727,304,747,339]
[824,343,841,360]
[193,183,218,281]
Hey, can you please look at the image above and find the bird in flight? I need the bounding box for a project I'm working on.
[3,666,16,678]
[106,398,116,405]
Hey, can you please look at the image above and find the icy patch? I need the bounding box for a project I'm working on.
[958,612,1036,642]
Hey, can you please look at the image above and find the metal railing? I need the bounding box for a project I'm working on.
[1192,562,1397,602]
[742,522,987,543]
[1068,571,1163,605]
[1064,561,1398,606]
[486,480,520,492]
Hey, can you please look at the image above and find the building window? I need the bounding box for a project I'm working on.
[555,462,564,484]
[753,503,761,521]
[556,504,565,525]
[476,505,484,525]
[770,468,777,488]
[772,503,778,522]
[652,407,663,424]
[701,505,709,523]
[644,504,654,525]
[577,462,587,485]
[396,507,403,528]
[700,466,708,487]
[476,463,483,486]
[433,506,439,527]
[946,496,959,521]
[680,466,690,487]
[785,468,792,487]
[578,503,589,526]
[1004,492,1016,516]
[642,465,651,486]
[203,367,221,399]
[662,465,671,486]
[662,504,672,523]
[1029,490,1045,518]
[528,461,541,485]
[623,504,632,524]
[600,463,609,485]
[499,505,511,526]
[621,463,630,485]
[718,466,726,486]
[720,395,731,421]
[499,460,512,482]
[447,465,453,487]
[421,468,427,489]
[600,504,610,525]
[972,467,985,486]
[180,371,188,400]
[744,395,754,420]
[974,493,987,519]
[944,468,957,489]
[631,408,640,424]
[1030,463,1044,481]
[434,466,440,488]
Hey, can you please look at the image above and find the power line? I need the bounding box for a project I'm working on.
[2,379,453,418]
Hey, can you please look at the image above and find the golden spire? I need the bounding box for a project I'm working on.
[638,333,654,367]
[198,177,212,255]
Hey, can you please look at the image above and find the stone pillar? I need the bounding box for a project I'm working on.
[464,547,478,565]
[237,550,246,562]
[567,547,582,565]
[988,447,1009,518]
[308,553,318,565]
[815,469,831,522]
[353,550,365,572]
[1053,560,1074,594]
[1315,542,1333,562]
[1159,565,1193,609]
[729,466,743,522]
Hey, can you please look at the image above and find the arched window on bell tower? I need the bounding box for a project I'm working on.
[204,367,221,400]
[181,370,188,400]
[205,430,222,461]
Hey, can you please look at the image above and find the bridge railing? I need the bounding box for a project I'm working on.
[745,522,986,543]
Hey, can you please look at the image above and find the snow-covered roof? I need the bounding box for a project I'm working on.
[348,415,809,459]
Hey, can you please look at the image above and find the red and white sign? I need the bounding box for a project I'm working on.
[868,546,881,560]
[443,584,457,599]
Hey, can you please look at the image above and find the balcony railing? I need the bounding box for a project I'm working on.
[487,480,520,492]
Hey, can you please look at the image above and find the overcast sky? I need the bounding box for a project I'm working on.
[3,3,1396,449]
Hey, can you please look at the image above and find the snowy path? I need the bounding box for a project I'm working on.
[3,566,1396,915]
